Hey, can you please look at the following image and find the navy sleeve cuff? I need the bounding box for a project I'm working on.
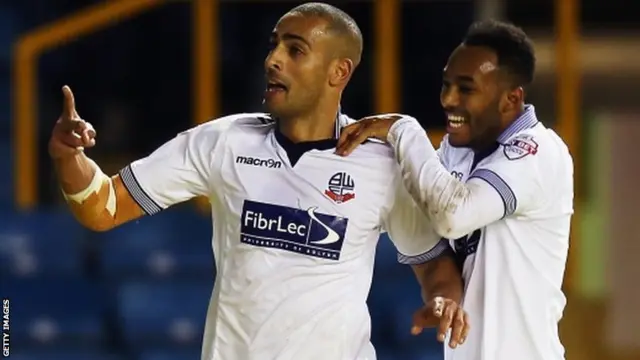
[119,165,163,215]
[469,168,517,218]
[397,238,451,265]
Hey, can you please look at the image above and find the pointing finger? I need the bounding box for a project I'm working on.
[61,85,78,120]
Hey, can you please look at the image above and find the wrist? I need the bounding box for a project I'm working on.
[52,150,85,168]
[55,154,99,194]
[387,116,422,146]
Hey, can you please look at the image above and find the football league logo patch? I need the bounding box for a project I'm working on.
[503,134,538,160]
[325,172,356,204]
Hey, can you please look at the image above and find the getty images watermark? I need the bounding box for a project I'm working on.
[2,298,9,357]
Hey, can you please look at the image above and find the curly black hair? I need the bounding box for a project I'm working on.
[463,19,536,87]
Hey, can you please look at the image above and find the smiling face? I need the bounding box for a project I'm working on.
[263,13,335,120]
[440,44,506,149]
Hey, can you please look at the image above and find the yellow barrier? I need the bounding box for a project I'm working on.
[555,0,580,291]
[374,0,399,114]
[193,0,219,211]
[193,0,218,125]
[13,0,167,210]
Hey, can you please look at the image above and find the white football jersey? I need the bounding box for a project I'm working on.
[387,105,574,360]
[119,112,447,360]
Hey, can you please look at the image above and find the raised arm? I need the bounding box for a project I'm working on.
[50,86,219,232]
[50,86,143,231]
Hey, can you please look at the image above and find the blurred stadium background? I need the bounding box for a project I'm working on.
[0,0,638,359]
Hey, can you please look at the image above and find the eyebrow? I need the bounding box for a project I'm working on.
[455,75,475,83]
[271,32,312,49]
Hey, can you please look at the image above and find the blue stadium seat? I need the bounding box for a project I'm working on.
[369,240,419,345]
[376,346,409,360]
[9,351,125,360]
[0,152,14,209]
[385,279,441,353]
[2,278,108,348]
[0,148,11,205]
[0,210,85,278]
[368,272,442,354]
[137,348,202,360]
[403,349,444,360]
[374,233,416,279]
[117,280,212,348]
[377,342,443,360]
[368,275,393,345]
[99,208,214,279]
[374,233,399,275]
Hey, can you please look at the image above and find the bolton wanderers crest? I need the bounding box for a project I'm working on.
[324,172,356,204]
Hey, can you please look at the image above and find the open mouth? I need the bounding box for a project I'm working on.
[266,80,288,93]
[446,114,467,129]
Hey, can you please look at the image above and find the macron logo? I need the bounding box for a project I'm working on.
[236,156,282,169]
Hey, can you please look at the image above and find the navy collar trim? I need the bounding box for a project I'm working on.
[273,107,344,151]
[497,104,539,144]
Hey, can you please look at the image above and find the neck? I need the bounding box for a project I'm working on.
[509,103,526,122]
[497,104,526,136]
[277,106,339,143]
[472,103,527,152]
[471,139,499,154]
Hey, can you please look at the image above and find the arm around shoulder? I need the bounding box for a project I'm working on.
[387,116,541,239]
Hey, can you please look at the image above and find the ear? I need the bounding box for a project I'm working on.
[500,86,524,113]
[329,58,353,88]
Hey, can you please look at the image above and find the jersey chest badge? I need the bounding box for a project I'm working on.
[504,134,539,160]
[324,172,356,204]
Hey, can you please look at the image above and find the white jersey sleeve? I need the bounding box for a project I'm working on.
[387,116,540,239]
[382,175,450,265]
[436,138,448,168]
[119,115,236,215]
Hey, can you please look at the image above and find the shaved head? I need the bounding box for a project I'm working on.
[288,2,363,68]
[264,2,363,120]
